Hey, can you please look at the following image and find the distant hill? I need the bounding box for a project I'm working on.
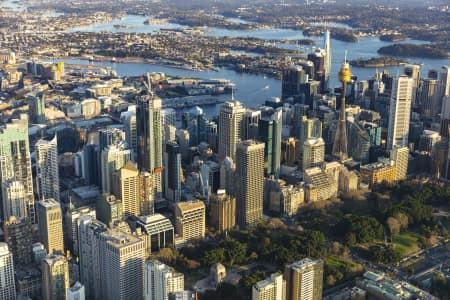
[378,44,449,59]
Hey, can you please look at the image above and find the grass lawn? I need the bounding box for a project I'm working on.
[325,256,364,276]
[391,232,421,256]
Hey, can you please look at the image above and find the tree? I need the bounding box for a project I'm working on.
[202,248,225,266]
[326,274,337,286]
[395,212,409,230]
[386,217,400,235]
[221,239,247,266]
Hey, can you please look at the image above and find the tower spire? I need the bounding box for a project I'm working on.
[332,58,352,162]
[323,30,332,90]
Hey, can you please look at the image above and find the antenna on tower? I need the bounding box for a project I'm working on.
[344,50,348,63]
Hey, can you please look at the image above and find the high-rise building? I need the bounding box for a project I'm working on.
[332,61,352,162]
[259,108,282,178]
[438,66,450,112]
[144,260,184,300]
[120,108,137,158]
[98,127,127,152]
[281,138,300,164]
[285,258,324,300]
[209,189,236,232]
[27,92,46,124]
[302,138,325,170]
[136,214,174,254]
[81,143,100,187]
[387,76,414,150]
[390,145,409,181]
[252,272,286,300]
[36,135,60,202]
[218,100,245,161]
[3,216,32,266]
[175,201,206,242]
[68,282,86,300]
[403,64,421,108]
[235,140,265,228]
[282,66,307,100]
[420,78,439,119]
[0,115,34,222]
[243,109,261,140]
[164,141,182,205]
[303,167,338,202]
[96,194,122,227]
[299,116,322,145]
[136,85,164,205]
[37,198,64,255]
[323,30,331,90]
[2,180,26,219]
[0,242,16,300]
[101,143,131,194]
[41,254,69,300]
[65,206,96,256]
[113,161,154,217]
[360,161,396,188]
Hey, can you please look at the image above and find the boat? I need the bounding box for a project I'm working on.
[263,85,270,90]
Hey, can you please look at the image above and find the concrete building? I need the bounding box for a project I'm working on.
[304,167,337,202]
[136,214,175,254]
[281,137,299,164]
[259,108,282,178]
[113,161,154,217]
[387,76,414,150]
[41,254,69,300]
[218,100,245,161]
[144,260,184,300]
[175,201,206,242]
[280,185,304,217]
[209,189,236,232]
[0,116,34,222]
[418,130,441,152]
[96,194,123,227]
[360,161,396,188]
[36,135,60,202]
[420,78,439,119]
[390,145,409,181]
[164,141,182,205]
[1,180,26,221]
[252,272,286,300]
[3,216,32,266]
[68,282,85,300]
[37,199,64,255]
[284,258,324,300]
[27,92,46,124]
[0,243,16,300]
[65,206,96,256]
[235,140,265,228]
[302,138,325,170]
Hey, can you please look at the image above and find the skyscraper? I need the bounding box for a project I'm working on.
[68,282,86,300]
[0,115,34,222]
[4,216,32,266]
[252,272,286,300]
[437,66,450,112]
[390,145,409,180]
[37,198,64,255]
[164,141,182,206]
[209,189,236,232]
[332,61,352,162]
[144,260,184,300]
[113,161,154,217]
[285,258,324,300]
[175,201,206,242]
[419,78,438,119]
[387,76,414,150]
[101,143,131,194]
[259,108,282,178]
[235,140,265,228]
[41,254,70,300]
[136,81,163,205]
[36,135,60,202]
[323,30,331,90]
[302,138,325,170]
[218,100,245,161]
[0,243,16,300]
[281,66,307,100]
[27,92,46,124]
[299,116,322,144]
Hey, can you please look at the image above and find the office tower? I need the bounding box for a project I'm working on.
[114,161,154,217]
[2,180,26,219]
[252,273,286,300]
[175,200,206,242]
[182,106,209,146]
[77,216,107,300]
[218,100,245,161]
[81,143,100,187]
[235,140,265,228]
[4,216,32,266]
[302,138,325,170]
[209,189,236,232]
[0,243,16,300]
[279,185,304,217]
[100,227,145,300]
[243,109,261,140]
[121,109,137,158]
[419,130,441,152]
[299,116,322,145]
[332,61,352,162]
[308,49,326,91]
[68,282,86,300]
[403,64,421,107]
[438,66,450,111]
[169,291,197,300]
[360,161,396,188]
[36,135,60,202]
[98,127,127,152]
[101,143,131,194]
[136,84,164,204]
[282,138,299,164]
[285,258,324,300]
[164,141,182,205]
[41,254,70,300]
[347,119,371,164]
[259,108,282,178]
[199,160,220,200]
[387,76,414,150]
[390,145,409,181]
[303,167,338,202]
[161,108,177,129]
[37,198,64,255]
[27,92,46,124]
[65,206,96,256]
[144,260,184,300]
[0,116,34,221]
[282,66,307,100]
[136,214,174,254]
[420,78,439,119]
[323,30,331,90]
[96,194,122,227]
